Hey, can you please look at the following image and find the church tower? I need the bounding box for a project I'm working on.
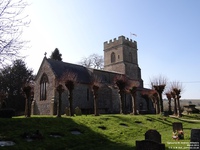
[104,35,143,86]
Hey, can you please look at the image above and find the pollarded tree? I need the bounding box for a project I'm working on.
[141,89,159,114]
[150,75,167,114]
[59,72,77,116]
[0,0,30,66]
[113,75,131,114]
[90,75,102,116]
[50,48,62,61]
[171,90,177,116]
[23,83,34,118]
[170,81,183,117]
[128,81,140,115]
[165,91,172,115]
[56,84,64,117]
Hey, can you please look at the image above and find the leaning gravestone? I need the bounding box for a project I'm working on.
[136,140,165,150]
[190,129,200,150]
[145,129,161,143]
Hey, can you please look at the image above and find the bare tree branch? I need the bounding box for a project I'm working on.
[150,75,167,87]
[150,75,168,113]
[0,0,30,66]
[170,81,183,117]
[79,53,104,69]
[170,81,183,93]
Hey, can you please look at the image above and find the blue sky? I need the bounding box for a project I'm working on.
[22,0,200,99]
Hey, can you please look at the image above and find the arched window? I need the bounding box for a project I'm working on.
[111,52,116,63]
[40,73,48,100]
[129,52,133,63]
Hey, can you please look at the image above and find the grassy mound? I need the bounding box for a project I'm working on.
[0,114,199,150]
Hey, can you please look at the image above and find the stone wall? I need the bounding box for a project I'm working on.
[33,58,56,115]
[58,84,119,115]
[104,36,137,50]
[103,35,141,81]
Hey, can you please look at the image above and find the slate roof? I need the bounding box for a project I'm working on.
[46,58,92,84]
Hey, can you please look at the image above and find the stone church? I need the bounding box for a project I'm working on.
[32,35,155,115]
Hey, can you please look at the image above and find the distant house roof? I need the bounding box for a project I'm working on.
[46,59,92,84]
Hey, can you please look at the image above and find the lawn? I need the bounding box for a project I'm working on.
[0,114,199,150]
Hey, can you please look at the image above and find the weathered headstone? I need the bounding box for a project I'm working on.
[136,140,165,150]
[65,107,70,116]
[145,129,161,143]
[172,122,183,132]
[75,107,82,116]
[190,129,200,150]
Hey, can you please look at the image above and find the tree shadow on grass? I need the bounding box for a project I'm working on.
[170,116,200,123]
[109,114,138,124]
[145,116,172,126]
[181,114,200,120]
[0,117,136,150]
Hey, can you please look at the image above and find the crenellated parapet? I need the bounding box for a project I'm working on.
[104,35,137,50]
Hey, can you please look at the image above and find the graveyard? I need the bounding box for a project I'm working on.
[0,114,199,150]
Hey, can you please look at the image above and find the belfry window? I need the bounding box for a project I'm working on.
[40,73,48,100]
[111,52,116,63]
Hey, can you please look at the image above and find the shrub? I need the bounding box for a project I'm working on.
[0,108,15,118]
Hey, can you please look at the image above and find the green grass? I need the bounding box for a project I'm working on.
[0,114,200,150]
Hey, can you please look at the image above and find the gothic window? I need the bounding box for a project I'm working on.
[40,73,48,100]
[129,52,133,63]
[111,52,116,63]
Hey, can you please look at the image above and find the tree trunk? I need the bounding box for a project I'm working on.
[150,97,156,114]
[92,86,99,116]
[56,85,64,117]
[119,91,124,114]
[177,96,182,117]
[68,90,74,116]
[57,92,62,117]
[25,96,30,117]
[156,98,160,114]
[93,90,99,116]
[24,87,31,118]
[159,92,164,113]
[131,93,137,115]
[174,98,178,116]
[168,98,172,115]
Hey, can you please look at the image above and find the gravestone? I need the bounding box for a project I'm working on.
[136,140,165,150]
[75,107,82,116]
[172,122,183,132]
[190,129,200,150]
[136,130,165,150]
[145,129,161,143]
[65,107,70,116]
[50,97,56,115]
[172,122,184,139]
[31,100,35,115]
